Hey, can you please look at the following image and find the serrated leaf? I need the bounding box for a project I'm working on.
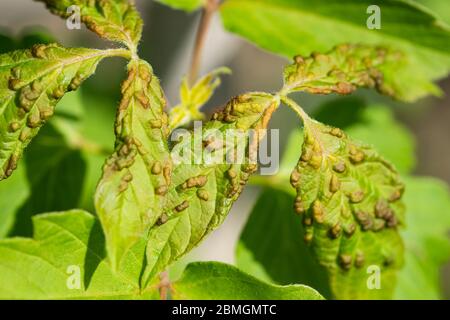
[0,209,159,299]
[156,0,205,12]
[290,116,405,299]
[282,44,419,101]
[237,189,332,298]
[0,44,126,181]
[35,0,143,49]
[172,261,324,300]
[95,59,172,272]
[141,92,279,285]
[220,0,450,101]
[395,176,450,299]
[169,67,230,130]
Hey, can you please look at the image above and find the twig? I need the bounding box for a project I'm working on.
[188,0,221,85]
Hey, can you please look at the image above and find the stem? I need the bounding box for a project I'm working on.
[188,0,220,84]
[279,95,312,124]
[105,48,133,60]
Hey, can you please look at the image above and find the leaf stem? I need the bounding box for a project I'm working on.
[279,95,312,124]
[188,0,221,85]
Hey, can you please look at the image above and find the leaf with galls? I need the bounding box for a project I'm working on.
[0,44,125,181]
[290,116,405,299]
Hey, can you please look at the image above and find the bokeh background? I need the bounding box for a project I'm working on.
[0,0,448,297]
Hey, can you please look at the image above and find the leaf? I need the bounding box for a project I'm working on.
[237,189,332,298]
[95,59,172,271]
[35,0,143,49]
[235,242,273,283]
[0,209,159,299]
[220,0,450,101]
[0,44,127,181]
[0,165,29,238]
[395,176,450,299]
[417,0,450,25]
[141,92,279,285]
[169,67,230,130]
[156,0,205,12]
[289,113,405,299]
[282,44,419,101]
[172,261,324,300]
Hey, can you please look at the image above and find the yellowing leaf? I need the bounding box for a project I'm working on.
[36,0,143,49]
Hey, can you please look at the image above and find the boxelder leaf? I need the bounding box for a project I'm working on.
[156,0,205,12]
[0,210,159,299]
[169,67,230,130]
[141,92,279,285]
[290,116,405,299]
[283,44,418,101]
[0,44,127,181]
[35,0,143,49]
[172,261,324,300]
[221,0,450,101]
[95,59,172,272]
[395,176,450,299]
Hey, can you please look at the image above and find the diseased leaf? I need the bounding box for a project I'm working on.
[172,261,324,300]
[35,0,143,49]
[95,59,172,272]
[141,93,279,285]
[282,44,417,101]
[0,44,127,180]
[395,176,450,299]
[156,0,205,12]
[169,67,230,130]
[290,113,405,299]
[221,0,450,101]
[0,210,159,299]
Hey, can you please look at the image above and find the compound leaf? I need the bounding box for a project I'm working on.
[221,0,450,101]
[95,59,172,272]
[283,44,418,101]
[35,0,143,49]
[0,209,159,299]
[141,93,279,285]
[0,44,125,181]
[172,261,324,300]
[290,114,405,299]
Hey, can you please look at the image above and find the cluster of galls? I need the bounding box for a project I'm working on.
[285,44,398,97]
[290,123,404,270]
[225,164,256,200]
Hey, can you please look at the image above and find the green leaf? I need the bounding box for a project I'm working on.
[0,165,29,238]
[95,59,172,272]
[0,44,127,181]
[417,0,450,25]
[0,209,158,299]
[221,0,450,101]
[36,0,143,49]
[395,176,450,299]
[289,110,405,299]
[282,44,420,101]
[172,261,324,300]
[156,0,205,12]
[169,67,230,130]
[237,189,332,298]
[141,93,280,285]
[314,98,416,174]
